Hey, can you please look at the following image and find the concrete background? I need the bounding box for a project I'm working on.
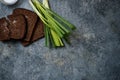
[0,0,120,80]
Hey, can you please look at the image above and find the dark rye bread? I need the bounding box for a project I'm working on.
[0,18,10,41]
[8,15,26,39]
[22,18,44,46]
[32,19,44,41]
[13,8,38,41]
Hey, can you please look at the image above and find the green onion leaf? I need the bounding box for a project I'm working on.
[29,0,76,48]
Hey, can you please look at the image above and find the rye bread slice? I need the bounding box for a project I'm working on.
[22,18,44,46]
[8,15,26,39]
[31,19,44,41]
[13,8,38,41]
[0,18,10,41]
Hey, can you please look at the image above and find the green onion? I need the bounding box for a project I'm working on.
[29,0,76,48]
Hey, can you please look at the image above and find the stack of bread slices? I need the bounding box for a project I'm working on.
[0,8,44,46]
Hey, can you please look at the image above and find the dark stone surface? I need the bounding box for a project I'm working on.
[0,0,120,80]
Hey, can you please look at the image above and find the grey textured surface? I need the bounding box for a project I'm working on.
[0,0,120,80]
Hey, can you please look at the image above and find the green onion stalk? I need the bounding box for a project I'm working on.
[29,0,76,48]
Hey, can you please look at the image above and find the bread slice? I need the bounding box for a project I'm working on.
[0,18,10,41]
[31,18,44,41]
[8,15,26,39]
[13,8,38,41]
[22,18,44,46]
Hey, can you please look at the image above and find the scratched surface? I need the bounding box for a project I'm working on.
[0,0,120,80]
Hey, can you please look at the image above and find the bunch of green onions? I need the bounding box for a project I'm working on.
[29,0,76,47]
